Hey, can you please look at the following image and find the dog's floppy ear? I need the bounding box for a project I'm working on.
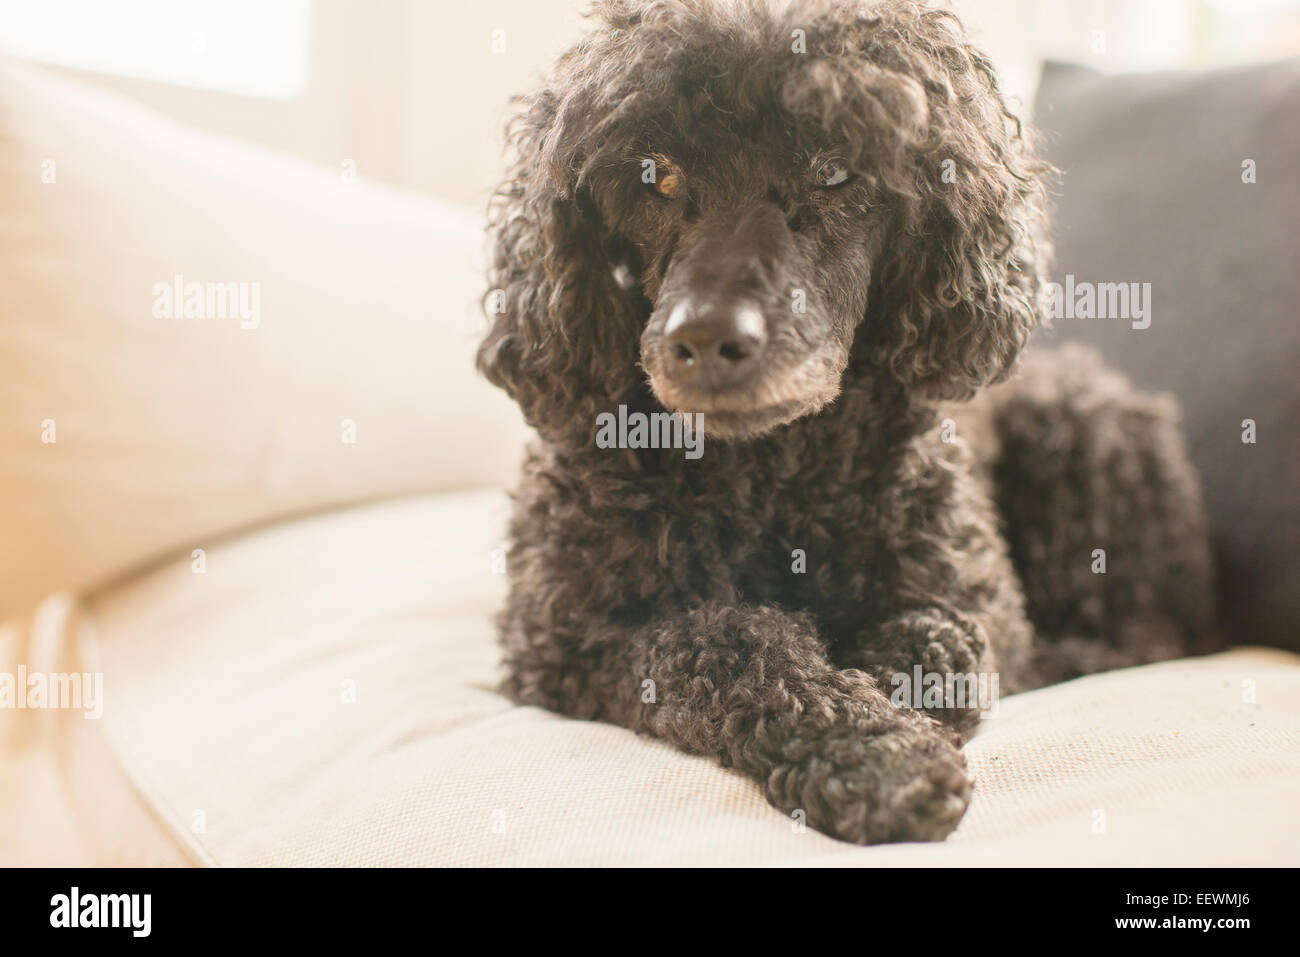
[477,87,644,444]
[848,9,1050,402]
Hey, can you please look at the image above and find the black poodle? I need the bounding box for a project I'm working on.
[477,0,1216,844]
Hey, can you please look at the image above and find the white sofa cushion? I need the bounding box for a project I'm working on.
[30,488,1293,866]
[0,57,528,619]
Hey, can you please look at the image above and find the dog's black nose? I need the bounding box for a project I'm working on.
[663,301,766,389]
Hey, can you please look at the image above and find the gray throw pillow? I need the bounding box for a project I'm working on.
[1033,58,1300,650]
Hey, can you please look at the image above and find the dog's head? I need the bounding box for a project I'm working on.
[479,0,1049,443]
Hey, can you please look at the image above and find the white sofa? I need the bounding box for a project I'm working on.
[3,58,1298,867]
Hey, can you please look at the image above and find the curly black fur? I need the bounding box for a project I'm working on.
[477,0,1216,844]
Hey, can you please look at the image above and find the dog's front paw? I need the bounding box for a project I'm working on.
[764,725,972,844]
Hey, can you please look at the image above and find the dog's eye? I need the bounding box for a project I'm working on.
[813,158,851,188]
[646,158,685,199]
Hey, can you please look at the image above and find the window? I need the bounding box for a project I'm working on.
[0,0,312,99]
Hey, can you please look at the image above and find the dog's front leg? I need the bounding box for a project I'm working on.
[513,599,972,844]
[834,443,1037,740]
[843,607,1000,743]
[828,437,1039,741]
